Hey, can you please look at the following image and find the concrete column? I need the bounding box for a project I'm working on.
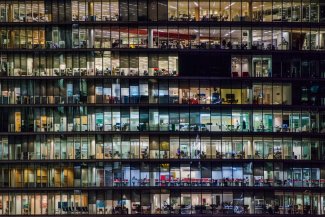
[59,54,66,74]
[39,30,45,48]
[248,29,252,49]
[248,1,252,21]
[88,29,94,48]
[9,30,15,48]
[8,4,13,22]
[87,2,95,47]
[88,1,94,16]
[148,28,154,48]
[195,7,200,21]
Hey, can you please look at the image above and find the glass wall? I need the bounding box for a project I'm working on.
[0,135,323,161]
[0,1,324,217]
[0,161,324,188]
[2,53,325,79]
[1,107,323,133]
[0,79,296,105]
[1,26,325,51]
[0,53,178,77]
[2,0,324,23]
[0,190,324,215]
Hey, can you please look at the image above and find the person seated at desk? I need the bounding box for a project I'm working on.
[163,151,168,159]
[141,149,149,159]
[282,124,289,132]
[140,177,150,186]
[258,120,265,131]
[221,13,229,21]
[235,120,240,131]
[232,14,240,21]
[104,68,112,75]
[132,176,138,186]
[113,151,120,158]
[176,148,181,158]
[113,205,128,214]
[209,14,219,21]
[169,15,176,21]
[227,41,232,49]
[212,90,221,104]
[254,151,261,159]
[216,151,222,159]
[112,40,120,48]
[201,14,209,21]
[189,95,199,104]
[180,150,188,158]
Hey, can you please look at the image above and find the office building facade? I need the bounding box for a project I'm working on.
[0,0,325,215]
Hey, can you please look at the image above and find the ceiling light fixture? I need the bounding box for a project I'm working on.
[225,2,235,9]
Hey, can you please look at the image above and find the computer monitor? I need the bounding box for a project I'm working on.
[226,94,235,100]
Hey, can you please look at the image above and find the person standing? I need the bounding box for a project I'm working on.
[242,119,247,130]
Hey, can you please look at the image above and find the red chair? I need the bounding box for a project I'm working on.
[242,71,249,77]
[232,71,239,77]
[160,176,167,186]
[190,98,199,104]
